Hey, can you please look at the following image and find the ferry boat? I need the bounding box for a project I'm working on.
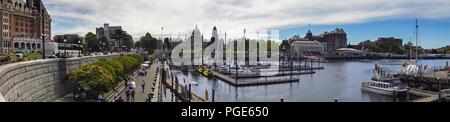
[361,80,408,96]
[361,64,408,96]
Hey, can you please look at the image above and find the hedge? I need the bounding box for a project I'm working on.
[68,54,144,94]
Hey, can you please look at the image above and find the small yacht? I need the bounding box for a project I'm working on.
[402,19,433,75]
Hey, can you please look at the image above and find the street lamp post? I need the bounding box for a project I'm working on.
[41,9,46,59]
[78,39,82,57]
[64,39,67,58]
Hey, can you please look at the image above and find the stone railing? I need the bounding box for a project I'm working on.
[0,55,119,102]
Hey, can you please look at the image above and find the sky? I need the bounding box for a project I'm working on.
[44,0,450,49]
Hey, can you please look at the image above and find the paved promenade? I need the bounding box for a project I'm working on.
[117,61,160,102]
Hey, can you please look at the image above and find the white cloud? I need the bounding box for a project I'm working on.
[45,0,450,39]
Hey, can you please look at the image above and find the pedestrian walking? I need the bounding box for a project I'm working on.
[141,80,146,92]
[129,81,136,90]
[145,94,152,102]
[130,90,136,102]
[125,89,131,102]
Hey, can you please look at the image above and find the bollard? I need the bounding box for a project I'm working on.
[280,97,284,102]
[212,88,216,102]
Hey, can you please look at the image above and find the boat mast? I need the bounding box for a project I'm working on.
[409,37,412,60]
[415,18,419,61]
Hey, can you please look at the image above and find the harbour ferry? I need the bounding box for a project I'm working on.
[361,80,408,96]
[361,65,408,96]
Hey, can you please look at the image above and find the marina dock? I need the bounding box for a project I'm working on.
[409,88,440,102]
[399,70,450,91]
[210,70,300,86]
[229,71,315,78]
[164,63,207,102]
[398,65,449,102]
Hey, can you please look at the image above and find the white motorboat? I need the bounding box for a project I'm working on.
[362,64,408,96]
[361,80,408,96]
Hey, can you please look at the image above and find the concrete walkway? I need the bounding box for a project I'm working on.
[116,61,160,102]
[410,88,440,102]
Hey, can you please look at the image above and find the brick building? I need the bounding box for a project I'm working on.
[0,0,51,53]
[288,28,347,52]
[374,37,403,47]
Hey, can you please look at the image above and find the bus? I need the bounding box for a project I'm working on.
[44,42,82,58]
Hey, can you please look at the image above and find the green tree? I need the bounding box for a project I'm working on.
[85,32,100,52]
[138,33,160,53]
[68,64,114,93]
[98,36,110,52]
[67,34,82,44]
[68,55,143,96]
[163,37,171,49]
[112,29,128,50]
[123,34,134,51]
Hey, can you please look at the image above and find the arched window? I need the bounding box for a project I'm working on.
[14,42,19,49]
[20,42,25,49]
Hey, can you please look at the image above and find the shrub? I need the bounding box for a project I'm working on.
[68,64,114,93]
[0,51,18,64]
[24,52,42,61]
[68,54,144,95]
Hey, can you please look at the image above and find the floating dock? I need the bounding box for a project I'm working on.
[210,70,300,86]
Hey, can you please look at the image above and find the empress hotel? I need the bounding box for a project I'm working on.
[0,0,51,53]
[288,28,348,53]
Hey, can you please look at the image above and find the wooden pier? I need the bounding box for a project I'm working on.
[228,71,315,78]
[162,63,207,102]
[210,70,300,86]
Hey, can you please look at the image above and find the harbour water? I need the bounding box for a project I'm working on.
[171,59,449,102]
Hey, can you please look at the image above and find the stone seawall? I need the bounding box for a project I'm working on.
[0,55,118,102]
